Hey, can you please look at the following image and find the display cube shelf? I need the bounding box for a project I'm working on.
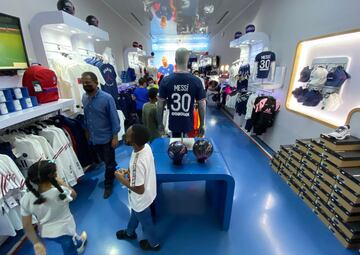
[0,99,74,130]
[229,32,270,48]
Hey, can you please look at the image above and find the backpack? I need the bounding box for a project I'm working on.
[22,65,59,104]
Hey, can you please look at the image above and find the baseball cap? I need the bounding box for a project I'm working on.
[324,66,350,88]
[234,31,243,39]
[245,24,255,33]
[308,67,328,86]
[86,15,99,27]
[132,41,139,48]
[296,88,309,103]
[322,93,342,111]
[292,87,304,98]
[298,66,312,82]
[57,0,75,15]
[302,90,323,107]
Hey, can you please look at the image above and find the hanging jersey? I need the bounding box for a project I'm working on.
[255,51,276,79]
[12,138,45,176]
[46,126,84,180]
[0,155,25,198]
[159,73,206,133]
[99,63,120,109]
[40,127,79,186]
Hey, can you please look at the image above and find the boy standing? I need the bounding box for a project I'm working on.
[133,78,149,123]
[142,88,161,141]
[115,125,160,251]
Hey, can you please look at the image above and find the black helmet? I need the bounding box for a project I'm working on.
[168,141,187,165]
[193,139,214,163]
[57,0,75,15]
[86,15,99,27]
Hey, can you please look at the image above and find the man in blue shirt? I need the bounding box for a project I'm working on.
[82,72,120,198]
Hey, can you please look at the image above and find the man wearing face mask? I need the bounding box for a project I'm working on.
[82,72,120,199]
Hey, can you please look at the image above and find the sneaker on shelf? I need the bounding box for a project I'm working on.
[326,125,351,140]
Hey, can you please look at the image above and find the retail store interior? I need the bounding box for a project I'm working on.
[1,0,360,255]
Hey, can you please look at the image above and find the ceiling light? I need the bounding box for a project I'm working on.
[57,25,64,29]
[71,30,77,34]
[88,36,93,39]
[95,39,100,42]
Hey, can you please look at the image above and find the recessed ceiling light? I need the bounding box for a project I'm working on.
[57,25,64,29]
[71,30,77,34]
[88,36,93,39]
[96,39,100,42]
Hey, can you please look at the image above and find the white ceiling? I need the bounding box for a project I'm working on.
[102,0,254,38]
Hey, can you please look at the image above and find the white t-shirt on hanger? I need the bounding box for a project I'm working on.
[39,128,78,186]
[46,126,83,180]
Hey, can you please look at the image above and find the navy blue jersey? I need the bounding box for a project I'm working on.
[159,73,206,133]
[255,51,276,79]
[99,63,120,109]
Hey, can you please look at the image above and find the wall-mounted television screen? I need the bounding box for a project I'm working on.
[0,13,29,70]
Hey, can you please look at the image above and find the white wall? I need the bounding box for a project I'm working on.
[0,0,150,72]
[210,0,360,150]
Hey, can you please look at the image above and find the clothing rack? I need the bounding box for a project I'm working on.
[77,47,97,55]
[0,110,60,135]
[46,50,74,55]
[43,42,72,51]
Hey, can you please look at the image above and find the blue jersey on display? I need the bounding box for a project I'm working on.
[159,73,206,133]
[255,51,276,79]
[99,63,120,109]
[158,64,174,76]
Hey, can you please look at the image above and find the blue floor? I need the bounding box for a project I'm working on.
[13,107,358,255]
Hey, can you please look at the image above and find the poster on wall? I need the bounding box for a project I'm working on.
[144,0,209,36]
[152,34,209,68]
[286,30,360,127]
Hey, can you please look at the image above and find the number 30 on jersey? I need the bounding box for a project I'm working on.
[171,93,191,112]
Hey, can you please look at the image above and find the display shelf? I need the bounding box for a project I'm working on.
[249,66,287,89]
[286,29,360,128]
[0,99,73,130]
[123,47,147,70]
[229,32,270,48]
[29,11,109,66]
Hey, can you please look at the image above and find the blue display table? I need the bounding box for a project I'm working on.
[150,138,235,231]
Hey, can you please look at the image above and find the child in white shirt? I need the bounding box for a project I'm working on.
[115,124,160,251]
[20,160,87,255]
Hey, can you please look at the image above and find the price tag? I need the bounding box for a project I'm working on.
[13,88,23,99]
[6,196,18,209]
[33,81,43,92]
[0,91,6,102]
[0,103,8,115]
